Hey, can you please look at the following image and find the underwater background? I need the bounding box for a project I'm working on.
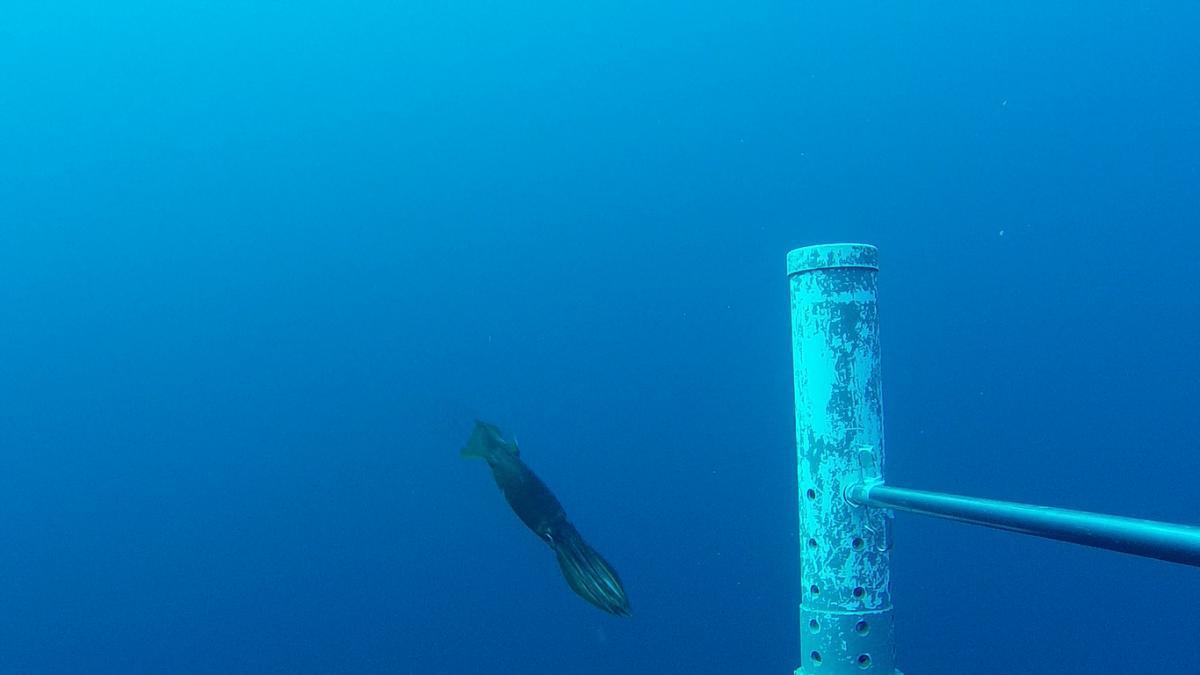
[2,2,1198,673]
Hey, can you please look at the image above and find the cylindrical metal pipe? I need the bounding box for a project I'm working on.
[788,244,900,675]
[847,483,1200,567]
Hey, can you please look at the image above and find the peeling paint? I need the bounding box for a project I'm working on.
[788,244,901,675]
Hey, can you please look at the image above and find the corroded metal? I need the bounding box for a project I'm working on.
[788,244,900,674]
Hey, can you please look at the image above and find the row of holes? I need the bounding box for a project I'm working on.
[809,618,870,636]
[805,487,874,669]
[810,651,873,669]
[805,488,867,550]
[806,583,865,599]
[807,536,866,551]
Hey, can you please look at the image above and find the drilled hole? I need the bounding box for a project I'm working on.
[857,653,872,669]
[808,618,820,633]
[810,651,822,664]
[852,537,864,551]
[806,488,816,500]
[810,584,820,596]
[854,620,870,635]
[852,586,865,599]
[807,538,818,551]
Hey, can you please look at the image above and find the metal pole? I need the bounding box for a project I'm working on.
[788,243,901,675]
[846,483,1200,567]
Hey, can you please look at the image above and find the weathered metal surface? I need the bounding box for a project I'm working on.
[788,244,900,674]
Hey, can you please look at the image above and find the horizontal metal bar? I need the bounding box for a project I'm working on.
[846,483,1200,568]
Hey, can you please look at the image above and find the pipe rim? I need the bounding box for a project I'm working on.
[787,243,879,276]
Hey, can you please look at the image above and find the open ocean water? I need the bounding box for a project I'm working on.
[1,2,1197,673]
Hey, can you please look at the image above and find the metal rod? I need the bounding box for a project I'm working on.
[847,483,1200,568]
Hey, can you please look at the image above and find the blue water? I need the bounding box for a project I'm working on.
[2,2,1198,673]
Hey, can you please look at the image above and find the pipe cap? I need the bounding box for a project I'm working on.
[787,243,878,276]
